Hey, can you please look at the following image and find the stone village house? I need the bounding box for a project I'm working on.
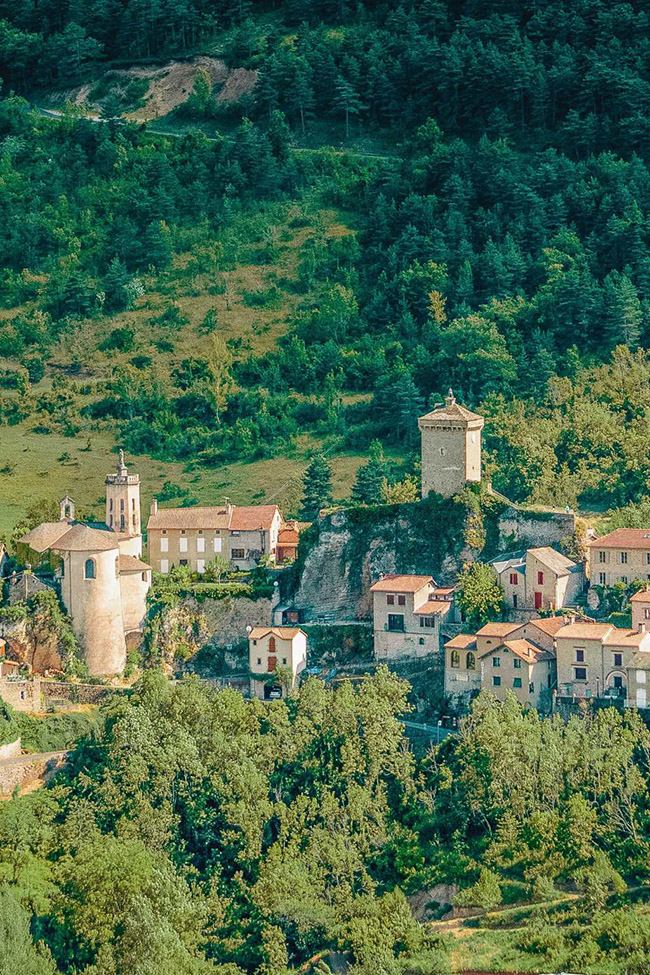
[147,502,283,574]
[248,627,307,700]
[370,575,459,660]
[490,547,585,612]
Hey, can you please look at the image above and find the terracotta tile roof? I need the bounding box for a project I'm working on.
[476,622,523,638]
[527,616,568,637]
[18,521,73,552]
[147,504,280,533]
[604,629,650,647]
[478,637,552,662]
[589,529,650,550]
[278,527,299,544]
[445,633,478,650]
[413,600,452,616]
[631,589,650,603]
[419,402,484,426]
[229,505,280,531]
[432,586,456,596]
[248,627,305,640]
[147,506,231,531]
[118,554,152,573]
[370,574,435,593]
[528,547,579,576]
[50,524,119,552]
[555,622,614,640]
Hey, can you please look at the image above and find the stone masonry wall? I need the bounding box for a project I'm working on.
[199,596,273,647]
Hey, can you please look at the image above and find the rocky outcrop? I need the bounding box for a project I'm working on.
[285,494,578,623]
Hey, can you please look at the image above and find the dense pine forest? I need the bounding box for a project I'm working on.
[1,1,650,524]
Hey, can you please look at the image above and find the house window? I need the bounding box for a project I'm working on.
[513,677,522,688]
[538,571,544,585]
[509,573,518,585]
[160,559,168,573]
[621,552,628,564]
[513,658,522,669]
[576,649,584,662]
[84,559,95,580]
[492,657,501,667]
[419,617,435,629]
[120,499,124,511]
[387,614,405,632]
[451,650,460,668]
[574,667,587,680]
[197,559,205,574]
[387,594,395,605]
[645,609,650,620]
[466,652,476,670]
[232,548,245,560]
[528,682,535,693]
[160,537,168,552]
[397,594,406,606]
[613,653,622,667]
[197,537,205,553]
[646,553,650,565]
[282,658,287,665]
[492,676,501,687]
[513,593,518,608]
[60,560,65,577]
[213,537,222,553]
[180,537,188,553]
[179,559,188,566]
[269,637,276,653]
[599,573,606,585]
[257,658,261,665]
[599,551,606,563]
[120,515,125,531]
[419,638,425,645]
[638,670,646,684]
[621,576,628,585]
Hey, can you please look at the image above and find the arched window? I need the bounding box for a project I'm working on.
[466,651,476,671]
[84,559,96,580]
[269,636,276,653]
[451,650,460,668]
[109,498,113,511]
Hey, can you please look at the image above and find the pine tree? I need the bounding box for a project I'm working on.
[603,271,642,350]
[351,440,386,505]
[301,454,333,519]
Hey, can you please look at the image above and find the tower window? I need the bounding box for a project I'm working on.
[120,499,124,511]
[132,498,135,510]
[84,559,96,580]
[109,499,113,511]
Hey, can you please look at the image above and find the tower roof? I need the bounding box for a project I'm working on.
[418,388,484,427]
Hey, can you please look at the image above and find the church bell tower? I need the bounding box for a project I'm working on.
[105,450,141,538]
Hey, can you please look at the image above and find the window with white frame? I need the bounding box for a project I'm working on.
[160,537,168,552]
[160,559,169,574]
[180,537,188,553]
[197,559,205,574]
[213,537,222,553]
[197,537,205,552]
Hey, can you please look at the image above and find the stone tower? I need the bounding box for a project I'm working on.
[105,451,142,556]
[418,389,484,498]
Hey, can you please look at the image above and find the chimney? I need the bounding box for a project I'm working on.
[150,498,158,516]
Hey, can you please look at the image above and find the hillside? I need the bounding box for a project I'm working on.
[3,0,650,540]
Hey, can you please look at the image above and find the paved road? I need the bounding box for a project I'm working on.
[0,749,69,768]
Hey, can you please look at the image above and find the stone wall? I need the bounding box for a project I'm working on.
[0,737,21,761]
[42,681,127,708]
[497,508,576,550]
[0,676,42,712]
[285,495,577,624]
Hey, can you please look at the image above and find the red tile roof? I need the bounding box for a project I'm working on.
[370,574,435,593]
[229,506,280,531]
[589,529,650,550]
[249,627,305,640]
[631,589,650,603]
[413,600,452,616]
[147,504,279,532]
[445,633,478,650]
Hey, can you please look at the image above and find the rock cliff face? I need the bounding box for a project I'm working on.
[286,494,577,622]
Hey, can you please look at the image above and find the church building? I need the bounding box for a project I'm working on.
[17,453,151,676]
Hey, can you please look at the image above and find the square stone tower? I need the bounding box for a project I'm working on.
[105,450,141,537]
[418,389,484,498]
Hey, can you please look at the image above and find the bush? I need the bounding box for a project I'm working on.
[453,868,502,910]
